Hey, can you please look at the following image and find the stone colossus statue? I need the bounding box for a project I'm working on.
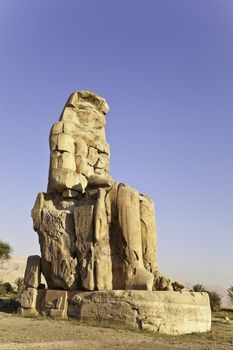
[32,91,183,292]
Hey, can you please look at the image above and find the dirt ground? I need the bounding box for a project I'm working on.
[0,312,233,350]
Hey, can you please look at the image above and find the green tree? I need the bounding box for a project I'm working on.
[191,284,206,292]
[0,239,12,262]
[1,282,14,293]
[227,285,233,306]
[208,291,221,312]
[15,277,24,293]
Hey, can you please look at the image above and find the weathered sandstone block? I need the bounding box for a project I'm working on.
[21,287,38,309]
[24,255,41,288]
[41,290,68,319]
[67,290,211,335]
[20,308,38,317]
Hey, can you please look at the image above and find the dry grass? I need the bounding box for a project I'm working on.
[0,309,233,349]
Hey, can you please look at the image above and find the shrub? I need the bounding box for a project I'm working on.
[208,291,221,312]
[2,282,14,293]
[0,240,12,262]
[0,283,7,296]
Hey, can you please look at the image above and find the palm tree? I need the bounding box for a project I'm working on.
[191,284,206,292]
[227,286,233,306]
[15,277,24,293]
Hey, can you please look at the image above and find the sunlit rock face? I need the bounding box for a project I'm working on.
[48,91,111,194]
[32,91,161,291]
[22,92,211,334]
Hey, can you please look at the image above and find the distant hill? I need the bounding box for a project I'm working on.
[0,256,27,287]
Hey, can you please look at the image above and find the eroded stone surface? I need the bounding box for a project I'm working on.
[48,91,110,194]
[20,308,38,317]
[24,255,41,288]
[41,290,68,319]
[31,91,164,292]
[67,290,211,335]
[20,91,212,334]
[20,288,38,309]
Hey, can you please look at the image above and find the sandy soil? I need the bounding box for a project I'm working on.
[0,312,233,350]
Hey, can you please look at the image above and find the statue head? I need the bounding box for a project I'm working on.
[48,91,111,194]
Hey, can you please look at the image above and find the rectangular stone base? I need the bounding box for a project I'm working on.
[21,289,211,335]
[67,290,211,335]
[21,289,67,319]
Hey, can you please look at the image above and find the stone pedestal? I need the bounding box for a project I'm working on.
[22,289,211,335]
[67,290,211,335]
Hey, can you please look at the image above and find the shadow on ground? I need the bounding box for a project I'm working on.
[0,298,20,313]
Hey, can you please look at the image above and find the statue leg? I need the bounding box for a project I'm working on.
[117,184,154,290]
[139,196,186,291]
[139,195,158,273]
[94,188,113,290]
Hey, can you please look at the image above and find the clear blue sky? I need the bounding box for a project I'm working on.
[0,0,232,288]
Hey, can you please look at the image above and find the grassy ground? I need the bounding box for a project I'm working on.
[213,308,233,320]
[0,308,233,350]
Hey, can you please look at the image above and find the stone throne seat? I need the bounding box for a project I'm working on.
[21,91,211,334]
